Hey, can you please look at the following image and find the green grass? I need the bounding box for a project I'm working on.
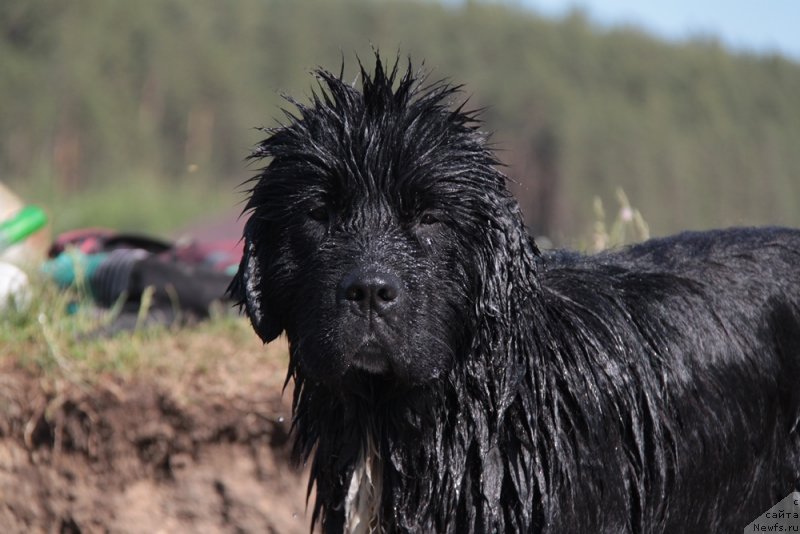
[0,269,285,386]
[586,188,650,252]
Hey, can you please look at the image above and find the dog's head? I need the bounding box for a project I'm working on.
[232,57,536,388]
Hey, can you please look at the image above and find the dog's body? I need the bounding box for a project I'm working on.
[232,58,800,532]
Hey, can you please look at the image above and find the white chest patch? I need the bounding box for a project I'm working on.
[344,436,383,533]
[243,241,263,325]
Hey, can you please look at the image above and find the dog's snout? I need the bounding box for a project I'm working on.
[338,268,402,316]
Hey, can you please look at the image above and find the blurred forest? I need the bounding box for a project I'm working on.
[1,0,799,242]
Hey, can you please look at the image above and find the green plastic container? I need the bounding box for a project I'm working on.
[0,205,48,252]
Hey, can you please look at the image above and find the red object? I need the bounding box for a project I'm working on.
[49,228,242,273]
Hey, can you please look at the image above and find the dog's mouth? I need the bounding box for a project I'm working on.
[350,337,392,375]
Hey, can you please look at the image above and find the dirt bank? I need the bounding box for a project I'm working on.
[0,348,311,533]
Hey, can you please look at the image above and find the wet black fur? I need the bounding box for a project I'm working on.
[231,56,800,532]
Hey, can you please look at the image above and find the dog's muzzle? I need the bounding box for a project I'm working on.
[337,266,404,374]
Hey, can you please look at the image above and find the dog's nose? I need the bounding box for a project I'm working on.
[338,268,403,317]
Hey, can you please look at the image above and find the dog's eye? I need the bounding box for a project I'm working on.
[419,213,439,225]
[308,206,329,222]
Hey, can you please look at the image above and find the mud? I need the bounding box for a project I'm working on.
[0,363,311,533]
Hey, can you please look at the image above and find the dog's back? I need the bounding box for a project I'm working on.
[540,227,800,531]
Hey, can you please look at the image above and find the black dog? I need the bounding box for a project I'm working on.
[231,57,800,533]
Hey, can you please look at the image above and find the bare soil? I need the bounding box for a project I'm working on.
[0,338,312,534]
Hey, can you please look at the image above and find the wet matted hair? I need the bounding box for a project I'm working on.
[231,55,800,533]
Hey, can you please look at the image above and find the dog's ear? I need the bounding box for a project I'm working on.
[470,195,541,348]
[229,220,283,343]
[477,196,541,306]
[466,195,541,416]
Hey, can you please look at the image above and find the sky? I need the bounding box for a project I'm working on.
[521,0,800,61]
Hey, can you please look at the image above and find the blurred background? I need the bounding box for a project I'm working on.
[2,3,800,530]
[2,0,799,244]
